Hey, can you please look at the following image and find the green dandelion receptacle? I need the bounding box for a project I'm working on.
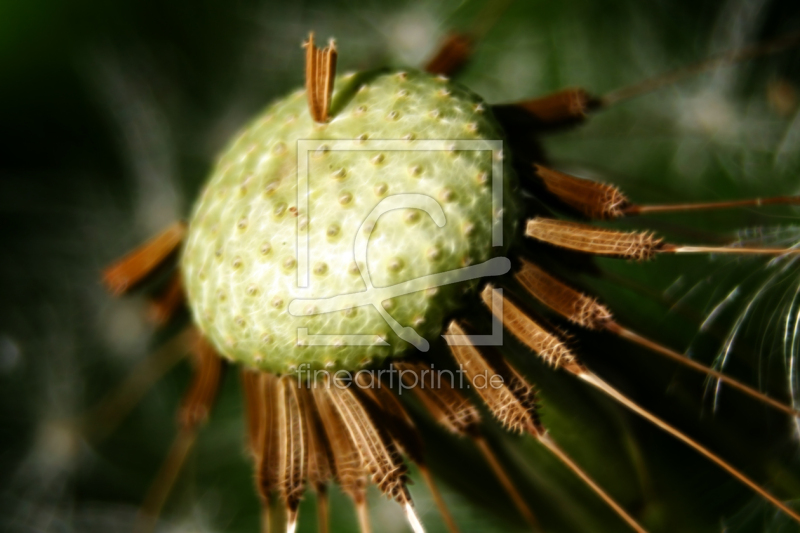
[91,23,800,533]
[181,69,519,374]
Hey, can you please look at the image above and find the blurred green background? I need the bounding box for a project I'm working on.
[1,0,800,532]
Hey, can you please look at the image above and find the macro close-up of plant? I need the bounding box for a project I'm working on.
[2,1,800,532]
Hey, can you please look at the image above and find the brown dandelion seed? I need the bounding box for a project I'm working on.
[515,259,612,329]
[516,260,800,417]
[326,381,412,504]
[534,164,630,220]
[527,217,800,258]
[425,33,474,77]
[276,377,309,527]
[480,285,576,368]
[395,361,538,530]
[102,222,186,296]
[445,321,542,436]
[303,33,338,123]
[297,385,334,533]
[138,332,223,533]
[147,272,186,326]
[312,382,371,531]
[444,322,647,533]
[525,218,662,260]
[356,374,461,533]
[93,19,800,533]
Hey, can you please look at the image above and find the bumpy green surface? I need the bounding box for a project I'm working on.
[181,69,518,373]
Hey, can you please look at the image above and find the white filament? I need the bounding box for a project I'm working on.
[404,502,426,533]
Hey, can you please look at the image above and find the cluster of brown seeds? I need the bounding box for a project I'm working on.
[96,17,800,533]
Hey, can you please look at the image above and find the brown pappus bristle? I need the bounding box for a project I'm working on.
[395,361,481,437]
[241,370,262,457]
[312,383,368,503]
[534,164,630,219]
[255,372,282,504]
[516,261,800,418]
[326,381,411,503]
[137,333,222,533]
[303,33,338,123]
[147,272,186,326]
[297,384,334,492]
[424,33,474,77]
[277,377,308,512]
[102,221,186,296]
[516,259,613,329]
[481,285,577,368]
[526,217,662,260]
[573,368,800,525]
[360,380,463,533]
[178,331,223,430]
[356,374,426,466]
[514,88,594,125]
[445,321,542,436]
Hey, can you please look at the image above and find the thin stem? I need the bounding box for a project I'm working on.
[261,503,271,533]
[419,465,460,533]
[572,367,800,524]
[263,499,289,533]
[473,435,541,531]
[599,31,800,107]
[80,328,191,441]
[135,428,197,533]
[471,0,516,40]
[286,507,298,533]
[623,196,800,216]
[661,244,800,255]
[404,502,426,533]
[537,433,648,533]
[356,498,372,533]
[604,321,800,418]
[316,488,330,533]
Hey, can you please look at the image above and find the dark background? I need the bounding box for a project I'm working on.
[1,0,800,532]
